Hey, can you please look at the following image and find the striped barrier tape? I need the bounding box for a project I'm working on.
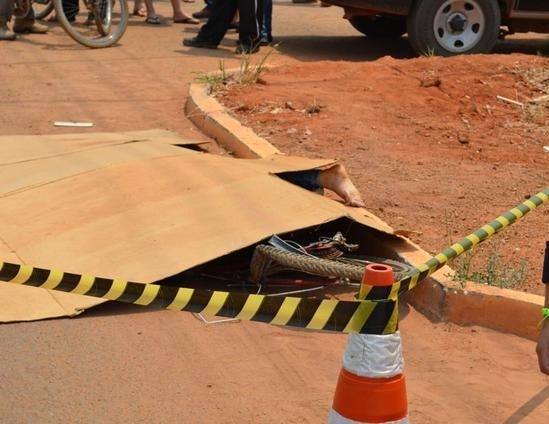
[0,260,398,334]
[1,188,547,333]
[361,187,549,300]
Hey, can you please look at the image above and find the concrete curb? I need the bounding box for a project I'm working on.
[185,82,545,341]
[186,83,281,159]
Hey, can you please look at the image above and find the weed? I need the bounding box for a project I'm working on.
[421,46,436,57]
[193,44,278,94]
[449,242,530,289]
[523,102,546,125]
[193,61,230,94]
[236,44,277,85]
[442,213,530,289]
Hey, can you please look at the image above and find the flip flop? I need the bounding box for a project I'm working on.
[145,16,162,24]
[173,17,200,24]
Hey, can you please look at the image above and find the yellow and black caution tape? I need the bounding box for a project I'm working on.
[361,188,549,300]
[0,260,398,334]
[1,188,547,334]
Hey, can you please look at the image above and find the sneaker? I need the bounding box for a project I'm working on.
[235,42,260,54]
[259,34,273,46]
[0,26,16,41]
[13,20,48,34]
[192,6,211,19]
[183,36,218,49]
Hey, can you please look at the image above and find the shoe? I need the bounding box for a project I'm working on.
[13,20,48,34]
[192,6,211,19]
[259,34,273,46]
[0,17,16,41]
[235,43,260,54]
[145,16,162,24]
[0,26,16,41]
[183,36,217,49]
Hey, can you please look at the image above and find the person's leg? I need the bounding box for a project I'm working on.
[236,0,262,52]
[228,10,238,30]
[133,0,146,15]
[0,0,13,18]
[184,0,235,46]
[57,0,79,22]
[143,0,160,23]
[260,0,272,42]
[13,2,48,33]
[278,164,365,207]
[317,164,365,207]
[170,0,199,23]
[192,0,213,19]
[277,170,322,193]
[0,0,16,40]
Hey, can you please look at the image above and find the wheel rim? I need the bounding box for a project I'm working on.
[433,0,485,53]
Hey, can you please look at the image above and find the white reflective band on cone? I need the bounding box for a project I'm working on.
[328,409,410,424]
[342,331,404,378]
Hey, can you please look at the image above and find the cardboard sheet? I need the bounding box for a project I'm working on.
[0,130,394,322]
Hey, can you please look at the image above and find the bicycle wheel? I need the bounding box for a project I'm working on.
[33,0,55,20]
[93,0,113,35]
[249,244,413,285]
[52,0,128,48]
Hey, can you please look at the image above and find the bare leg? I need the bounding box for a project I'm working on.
[170,0,197,21]
[133,0,147,15]
[142,0,159,21]
[317,164,365,207]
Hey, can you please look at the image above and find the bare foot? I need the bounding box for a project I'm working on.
[318,163,365,207]
[132,0,146,16]
[173,15,200,24]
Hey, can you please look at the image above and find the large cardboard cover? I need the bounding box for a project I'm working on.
[0,130,393,322]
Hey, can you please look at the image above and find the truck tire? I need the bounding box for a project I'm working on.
[350,15,407,38]
[407,0,501,56]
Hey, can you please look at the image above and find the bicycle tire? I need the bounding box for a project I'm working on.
[52,0,128,48]
[249,244,412,285]
[93,0,113,36]
[33,0,54,20]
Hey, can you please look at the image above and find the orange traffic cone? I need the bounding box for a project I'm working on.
[328,263,409,423]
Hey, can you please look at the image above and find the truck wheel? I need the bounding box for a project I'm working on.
[407,0,501,56]
[350,15,407,38]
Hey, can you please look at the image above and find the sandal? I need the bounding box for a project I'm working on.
[173,17,200,24]
[145,16,161,24]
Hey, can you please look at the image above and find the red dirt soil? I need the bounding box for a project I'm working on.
[215,53,549,296]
